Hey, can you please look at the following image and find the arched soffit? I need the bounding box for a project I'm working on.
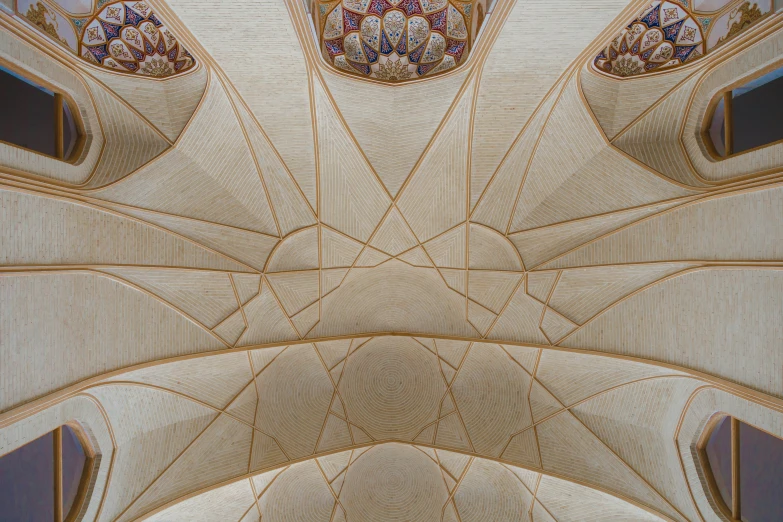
[144,443,669,522]
[307,0,490,81]
[677,386,783,522]
[593,0,773,78]
[6,336,783,521]
[0,394,113,522]
[0,17,209,187]
[0,28,103,185]
[680,27,783,182]
[582,22,783,185]
[14,0,196,77]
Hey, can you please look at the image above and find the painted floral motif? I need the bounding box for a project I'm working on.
[319,0,474,81]
[344,32,367,62]
[25,2,69,45]
[595,0,771,78]
[408,16,429,49]
[384,10,406,45]
[594,1,704,77]
[376,57,413,79]
[718,1,763,44]
[446,4,467,38]
[139,56,172,76]
[324,5,344,38]
[17,0,196,77]
[612,55,645,76]
[420,0,446,12]
[422,32,445,62]
[361,15,381,48]
[344,0,371,13]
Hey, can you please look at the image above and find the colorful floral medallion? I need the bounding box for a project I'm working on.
[594,1,705,77]
[316,0,480,81]
[16,0,196,77]
[594,0,771,78]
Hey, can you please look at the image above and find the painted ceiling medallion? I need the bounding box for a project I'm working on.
[314,0,486,81]
[594,0,771,78]
[595,1,705,77]
[16,0,196,77]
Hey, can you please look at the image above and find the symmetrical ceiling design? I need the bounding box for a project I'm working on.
[312,0,482,80]
[147,443,670,522]
[14,0,195,75]
[1,0,783,520]
[594,0,773,77]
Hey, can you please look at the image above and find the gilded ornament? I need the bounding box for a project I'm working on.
[140,58,174,77]
[612,55,644,77]
[718,2,763,45]
[376,59,412,80]
[25,2,68,45]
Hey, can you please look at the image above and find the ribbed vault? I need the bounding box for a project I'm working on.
[147,443,668,522]
[1,0,783,520]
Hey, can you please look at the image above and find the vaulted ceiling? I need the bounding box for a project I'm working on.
[1,0,782,520]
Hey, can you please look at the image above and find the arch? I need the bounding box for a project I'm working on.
[9,336,783,521]
[143,442,670,521]
[0,58,85,162]
[698,413,783,521]
[679,386,783,521]
[0,395,111,522]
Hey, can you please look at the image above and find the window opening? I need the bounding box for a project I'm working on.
[0,62,80,160]
[701,416,783,521]
[708,65,783,157]
[0,425,94,522]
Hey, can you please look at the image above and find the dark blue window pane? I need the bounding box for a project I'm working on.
[0,431,54,522]
[732,66,783,154]
[0,65,56,157]
[740,421,783,522]
[705,416,732,510]
[62,426,87,517]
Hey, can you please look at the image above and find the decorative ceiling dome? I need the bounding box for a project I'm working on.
[594,0,771,78]
[79,1,194,76]
[15,0,196,77]
[312,0,487,81]
[595,1,705,77]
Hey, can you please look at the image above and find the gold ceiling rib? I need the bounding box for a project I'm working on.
[2,0,783,520]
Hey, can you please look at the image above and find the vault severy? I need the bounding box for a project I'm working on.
[1,0,783,520]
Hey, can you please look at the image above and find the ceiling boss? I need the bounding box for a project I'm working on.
[308,0,490,81]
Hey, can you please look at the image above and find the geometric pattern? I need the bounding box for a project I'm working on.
[79,1,195,76]
[15,0,195,76]
[15,336,714,521]
[594,1,705,77]
[148,443,668,521]
[593,0,770,78]
[314,0,480,81]
[3,0,783,520]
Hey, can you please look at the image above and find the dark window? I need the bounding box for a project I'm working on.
[739,421,783,521]
[705,415,732,509]
[708,66,783,157]
[702,416,783,521]
[61,426,87,517]
[0,426,92,522]
[0,63,79,160]
[0,431,54,522]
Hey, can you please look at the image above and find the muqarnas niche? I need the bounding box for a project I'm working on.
[307,0,492,82]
